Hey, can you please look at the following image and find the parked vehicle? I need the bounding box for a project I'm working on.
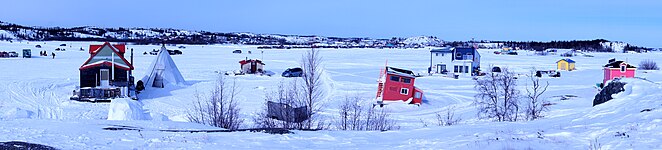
[233,49,242,54]
[35,45,41,48]
[506,51,518,55]
[282,67,303,77]
[167,50,183,55]
[178,46,186,49]
[492,66,502,72]
[149,49,159,55]
[60,44,67,46]
[8,51,18,57]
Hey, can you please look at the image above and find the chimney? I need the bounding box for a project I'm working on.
[609,58,616,63]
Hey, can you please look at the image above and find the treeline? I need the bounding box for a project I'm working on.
[494,39,611,51]
[0,21,290,45]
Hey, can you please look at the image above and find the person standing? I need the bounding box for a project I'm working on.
[52,52,55,59]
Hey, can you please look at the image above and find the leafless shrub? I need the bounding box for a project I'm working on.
[335,95,399,131]
[436,106,462,126]
[639,59,659,70]
[589,137,602,150]
[188,75,243,130]
[474,67,521,122]
[336,95,364,130]
[524,69,550,120]
[365,106,400,131]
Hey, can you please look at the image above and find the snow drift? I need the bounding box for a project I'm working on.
[107,98,169,121]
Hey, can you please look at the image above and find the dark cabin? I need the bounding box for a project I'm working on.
[79,42,134,88]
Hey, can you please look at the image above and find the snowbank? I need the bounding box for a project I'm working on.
[107,98,169,121]
[2,107,35,120]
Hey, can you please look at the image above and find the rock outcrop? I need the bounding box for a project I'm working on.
[593,80,626,106]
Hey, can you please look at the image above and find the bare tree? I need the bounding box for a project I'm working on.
[335,95,399,131]
[435,106,461,126]
[639,59,659,70]
[253,49,327,130]
[474,68,520,122]
[524,69,550,120]
[300,49,325,129]
[188,75,243,130]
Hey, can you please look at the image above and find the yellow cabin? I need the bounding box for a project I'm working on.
[556,59,576,71]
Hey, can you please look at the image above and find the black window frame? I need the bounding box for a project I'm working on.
[390,76,400,82]
[402,78,412,84]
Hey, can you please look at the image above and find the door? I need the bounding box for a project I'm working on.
[153,69,164,88]
[100,69,110,87]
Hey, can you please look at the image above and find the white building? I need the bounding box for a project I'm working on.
[429,47,453,74]
[430,47,481,77]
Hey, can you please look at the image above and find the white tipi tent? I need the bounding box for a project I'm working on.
[142,44,185,88]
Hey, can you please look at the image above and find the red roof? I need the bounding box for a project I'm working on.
[89,43,125,55]
[239,59,265,65]
[80,42,134,70]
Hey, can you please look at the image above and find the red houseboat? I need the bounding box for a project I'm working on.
[375,66,424,105]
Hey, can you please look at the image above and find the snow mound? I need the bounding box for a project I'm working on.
[586,78,661,120]
[107,99,151,121]
[2,107,35,120]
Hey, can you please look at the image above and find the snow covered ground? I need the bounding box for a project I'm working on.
[0,41,660,149]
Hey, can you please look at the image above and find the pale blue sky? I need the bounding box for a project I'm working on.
[1,0,661,47]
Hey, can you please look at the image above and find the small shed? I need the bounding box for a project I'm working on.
[22,49,31,58]
[267,101,310,123]
[557,59,576,71]
[375,66,424,105]
[603,59,636,84]
[239,59,265,74]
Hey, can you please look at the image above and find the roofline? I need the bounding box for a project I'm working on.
[79,42,134,70]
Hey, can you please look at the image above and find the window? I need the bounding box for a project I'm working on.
[100,69,109,80]
[454,66,459,73]
[402,78,411,84]
[400,88,409,95]
[465,66,469,73]
[415,92,422,99]
[459,66,463,73]
[455,53,462,60]
[390,76,400,82]
[440,65,446,72]
[620,65,626,72]
[435,53,439,56]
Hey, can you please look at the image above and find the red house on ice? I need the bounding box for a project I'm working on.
[603,59,636,84]
[375,66,424,105]
[79,42,134,88]
[239,59,265,74]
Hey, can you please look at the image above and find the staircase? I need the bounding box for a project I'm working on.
[375,83,384,99]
